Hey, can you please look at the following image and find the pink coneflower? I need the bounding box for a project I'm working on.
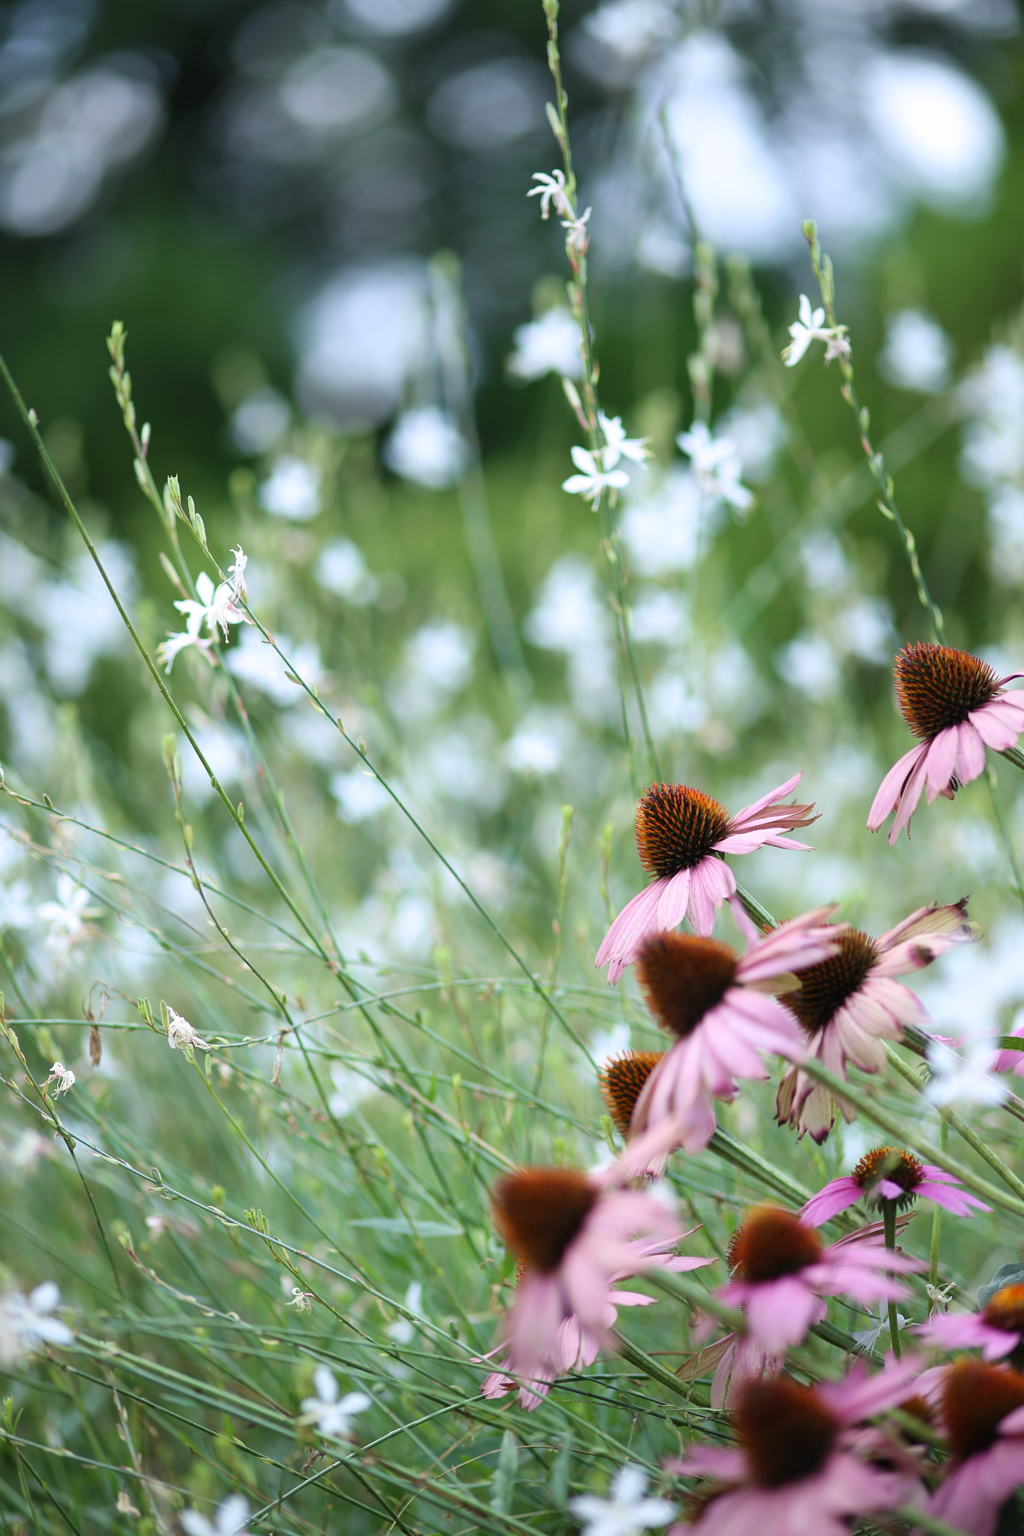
[488,1139,707,1405]
[915,1284,1024,1363]
[991,1015,1024,1076]
[665,1361,924,1536]
[628,909,841,1153]
[596,774,818,983]
[800,1146,990,1226]
[868,643,1024,844]
[776,900,974,1142]
[923,1360,1024,1536]
[717,1206,924,1355]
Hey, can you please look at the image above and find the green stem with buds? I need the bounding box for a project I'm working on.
[882,1201,903,1357]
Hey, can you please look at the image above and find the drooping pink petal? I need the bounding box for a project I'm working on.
[818,1353,924,1425]
[740,1273,826,1352]
[799,1177,862,1226]
[929,1438,1024,1536]
[924,725,958,799]
[954,719,987,786]
[916,1178,991,1216]
[656,867,692,931]
[971,701,1023,751]
[867,742,927,831]
[913,1311,1014,1360]
[887,749,931,844]
[728,771,803,826]
[876,901,972,952]
[594,879,666,980]
[686,855,735,935]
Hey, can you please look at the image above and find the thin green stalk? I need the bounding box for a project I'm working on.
[612,1332,709,1407]
[930,1117,949,1295]
[882,1201,902,1357]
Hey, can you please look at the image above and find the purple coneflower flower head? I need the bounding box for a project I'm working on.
[487,1136,710,1407]
[916,1284,1024,1364]
[595,774,818,983]
[776,899,975,1143]
[868,643,1024,844]
[717,1206,924,1355]
[924,1360,1024,1536]
[628,908,841,1153]
[665,1360,924,1536]
[800,1145,990,1226]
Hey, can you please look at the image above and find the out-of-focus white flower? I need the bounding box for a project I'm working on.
[331,768,391,823]
[44,1062,76,1097]
[718,400,787,483]
[777,632,841,700]
[0,1281,73,1366]
[226,627,322,706]
[227,547,247,603]
[166,1009,210,1052]
[676,422,753,512]
[384,406,470,488]
[6,1130,51,1169]
[507,308,583,381]
[37,875,97,956]
[528,168,572,221]
[299,1365,371,1439]
[386,1281,424,1344]
[852,1302,906,1352]
[562,445,629,506]
[328,1062,380,1117]
[598,411,649,469]
[0,878,36,930]
[505,708,572,775]
[562,205,592,258]
[926,1034,1007,1108]
[960,344,1024,488]
[316,539,378,605]
[877,310,952,394]
[569,1465,677,1536]
[230,388,290,455]
[157,619,211,673]
[782,294,851,368]
[180,1495,252,1536]
[257,455,322,521]
[285,1286,314,1312]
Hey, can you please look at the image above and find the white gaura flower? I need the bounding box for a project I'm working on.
[45,1062,75,1097]
[258,455,321,521]
[676,422,753,513]
[0,1281,74,1366]
[852,1301,906,1352]
[174,570,248,644]
[569,1464,677,1536]
[598,412,649,469]
[299,1365,371,1440]
[384,406,470,489]
[180,1494,252,1536]
[782,294,851,368]
[166,1009,210,1052]
[528,168,572,221]
[386,1280,424,1344]
[563,445,629,506]
[227,546,247,602]
[37,873,98,955]
[156,615,212,673]
[926,1033,1007,1108]
[507,308,584,381]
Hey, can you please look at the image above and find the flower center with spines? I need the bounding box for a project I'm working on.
[491,1169,598,1274]
[894,642,1000,741]
[851,1146,923,1210]
[943,1360,1024,1461]
[733,1379,839,1487]
[635,784,732,879]
[783,928,878,1034]
[599,1051,664,1137]
[727,1207,824,1282]
[637,933,738,1039]
[983,1285,1024,1335]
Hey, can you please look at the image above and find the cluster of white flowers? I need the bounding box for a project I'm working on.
[36,873,97,960]
[562,412,648,506]
[44,1061,76,1097]
[158,549,250,673]
[529,167,592,259]
[166,1008,210,1052]
[299,1364,371,1440]
[782,294,851,368]
[0,1281,73,1367]
[676,421,753,513]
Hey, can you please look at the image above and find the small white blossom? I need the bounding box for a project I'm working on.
[299,1365,371,1440]
[528,168,573,221]
[156,617,212,673]
[782,293,850,368]
[562,445,629,506]
[37,873,97,955]
[258,455,321,521]
[384,406,470,489]
[45,1061,75,1097]
[175,571,248,645]
[227,546,248,602]
[507,309,584,381]
[925,1034,1007,1108]
[676,422,753,512]
[180,1495,252,1536]
[116,1489,141,1516]
[562,206,592,259]
[598,412,649,469]
[569,1465,677,1536]
[0,1282,73,1366]
[386,1281,424,1345]
[852,1302,906,1352]
[285,1287,314,1312]
[166,1009,210,1052]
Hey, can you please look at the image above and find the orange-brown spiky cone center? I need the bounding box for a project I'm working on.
[783,929,877,1034]
[983,1285,1024,1335]
[637,931,737,1039]
[894,642,1000,741]
[635,783,732,879]
[851,1146,923,1210]
[727,1207,824,1282]
[943,1360,1024,1462]
[491,1168,597,1274]
[599,1050,664,1137]
[733,1378,839,1487]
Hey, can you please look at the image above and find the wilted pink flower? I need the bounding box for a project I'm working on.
[915,1284,1024,1362]
[800,1146,990,1226]
[776,901,975,1142]
[628,909,840,1153]
[488,1128,709,1406]
[596,774,818,983]
[665,1360,924,1536]
[922,1360,1024,1536]
[702,1331,784,1410]
[717,1206,924,1355]
[868,643,1024,844]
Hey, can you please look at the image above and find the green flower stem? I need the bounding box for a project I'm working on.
[882,1201,902,1357]
[613,1332,710,1407]
[930,1117,949,1294]
[1001,744,1024,775]
[897,1508,970,1536]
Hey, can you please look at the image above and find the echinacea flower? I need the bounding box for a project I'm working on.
[595,774,818,983]
[665,1362,924,1536]
[717,1206,924,1354]
[488,1132,704,1403]
[915,1283,1024,1363]
[776,901,975,1142]
[627,910,841,1153]
[923,1360,1024,1536]
[800,1146,990,1227]
[299,1364,371,1440]
[868,642,1024,844]
[569,1464,677,1536]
